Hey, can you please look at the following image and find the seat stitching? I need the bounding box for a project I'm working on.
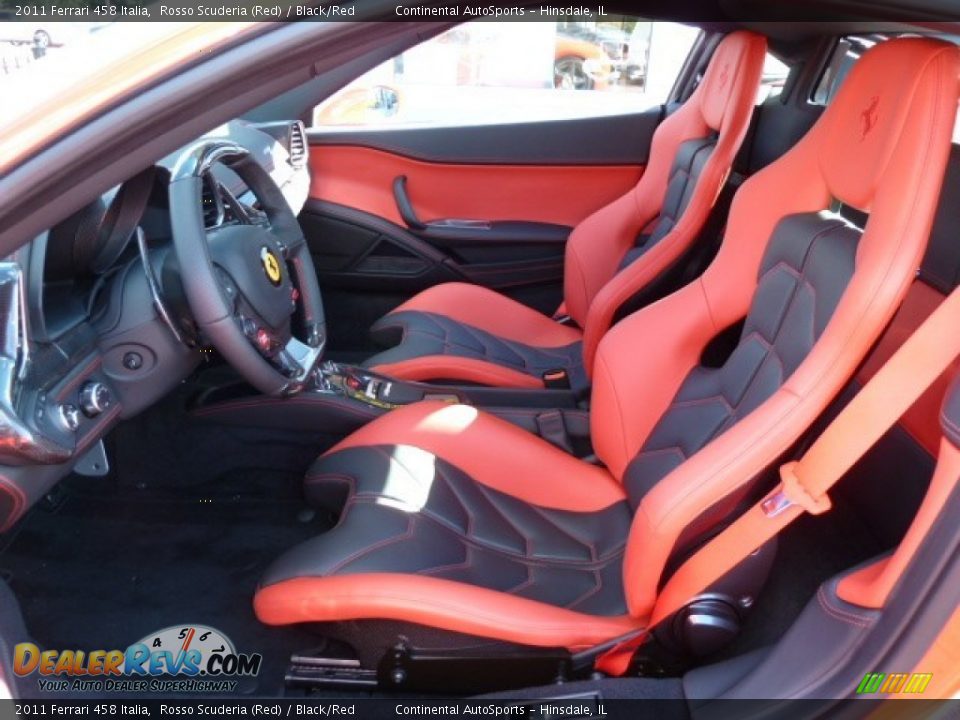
[635,446,687,461]
[344,486,622,570]
[417,547,474,577]
[524,502,599,557]
[816,586,875,628]
[304,471,357,490]
[668,394,736,413]
[566,568,608,612]
[470,480,535,558]
[504,566,538,599]
[325,508,416,575]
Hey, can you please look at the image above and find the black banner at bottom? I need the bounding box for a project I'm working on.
[2,699,957,720]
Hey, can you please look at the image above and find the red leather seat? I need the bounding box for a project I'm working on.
[364,31,768,389]
[256,38,959,658]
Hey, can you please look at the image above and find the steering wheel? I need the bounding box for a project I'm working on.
[169,141,326,396]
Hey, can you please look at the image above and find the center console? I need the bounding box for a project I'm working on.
[316,362,460,409]
[314,362,580,411]
[189,361,593,456]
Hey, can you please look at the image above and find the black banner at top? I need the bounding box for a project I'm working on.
[0,1,676,23]
[0,0,951,22]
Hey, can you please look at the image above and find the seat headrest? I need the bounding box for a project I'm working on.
[818,37,959,211]
[698,30,765,130]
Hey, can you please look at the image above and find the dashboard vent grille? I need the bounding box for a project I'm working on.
[288,122,307,170]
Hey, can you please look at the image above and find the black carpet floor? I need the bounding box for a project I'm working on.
[714,494,883,661]
[0,468,330,696]
[0,385,342,697]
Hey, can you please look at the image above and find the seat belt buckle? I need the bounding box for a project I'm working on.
[542,369,571,390]
[761,461,832,518]
[535,410,574,454]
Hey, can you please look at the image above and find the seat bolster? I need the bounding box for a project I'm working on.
[562,31,767,331]
[327,401,626,512]
[591,282,719,480]
[563,192,650,328]
[582,229,709,378]
[254,574,641,650]
[383,282,582,348]
[579,36,767,377]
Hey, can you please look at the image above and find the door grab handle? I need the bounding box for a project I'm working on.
[393,176,426,230]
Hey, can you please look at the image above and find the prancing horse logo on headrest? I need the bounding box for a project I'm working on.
[717,63,730,91]
[860,95,880,141]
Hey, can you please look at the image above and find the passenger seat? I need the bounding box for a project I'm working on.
[363,31,768,389]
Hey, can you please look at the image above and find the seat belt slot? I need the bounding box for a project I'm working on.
[542,368,571,390]
[761,461,832,518]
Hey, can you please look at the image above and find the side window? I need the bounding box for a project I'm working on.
[811,37,878,106]
[758,53,790,104]
[312,20,701,129]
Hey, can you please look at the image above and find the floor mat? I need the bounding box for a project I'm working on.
[714,494,882,661]
[707,397,936,665]
[0,384,342,698]
[0,469,328,696]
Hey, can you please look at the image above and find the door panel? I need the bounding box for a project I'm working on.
[306,110,661,164]
[301,109,661,353]
[307,145,644,227]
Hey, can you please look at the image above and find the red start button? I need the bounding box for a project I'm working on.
[255,328,272,351]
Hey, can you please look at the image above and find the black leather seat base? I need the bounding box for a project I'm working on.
[365,311,587,389]
[261,444,630,617]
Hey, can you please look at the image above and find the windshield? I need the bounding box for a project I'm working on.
[0,21,256,171]
[0,22,196,127]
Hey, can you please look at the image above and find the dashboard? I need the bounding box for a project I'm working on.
[0,119,311,529]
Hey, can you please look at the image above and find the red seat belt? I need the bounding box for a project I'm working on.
[650,281,960,628]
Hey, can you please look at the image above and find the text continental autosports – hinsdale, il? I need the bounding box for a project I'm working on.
[393,5,605,18]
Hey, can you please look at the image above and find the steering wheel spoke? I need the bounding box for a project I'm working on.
[272,227,307,260]
[213,265,240,309]
[219,182,252,225]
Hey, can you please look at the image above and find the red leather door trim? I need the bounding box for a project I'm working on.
[308,145,644,228]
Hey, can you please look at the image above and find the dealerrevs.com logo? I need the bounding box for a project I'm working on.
[14,624,262,693]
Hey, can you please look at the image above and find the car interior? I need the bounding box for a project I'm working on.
[1,9,960,706]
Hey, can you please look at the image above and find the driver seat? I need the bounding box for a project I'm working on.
[256,38,959,662]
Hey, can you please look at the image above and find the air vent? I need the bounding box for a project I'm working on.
[288,121,307,170]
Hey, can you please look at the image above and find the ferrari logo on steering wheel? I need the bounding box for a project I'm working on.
[260,247,282,286]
